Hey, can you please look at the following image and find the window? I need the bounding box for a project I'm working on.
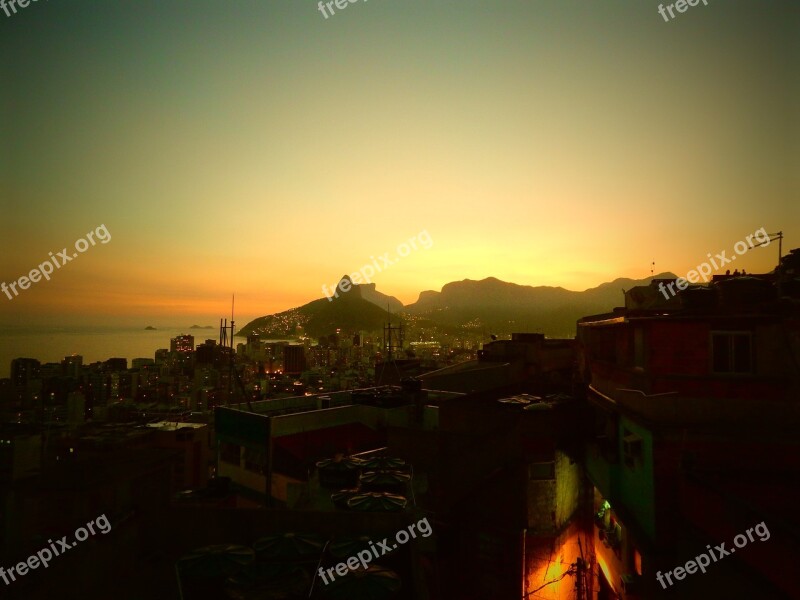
[622,430,643,469]
[711,332,752,374]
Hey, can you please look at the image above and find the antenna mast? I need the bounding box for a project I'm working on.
[383,304,403,361]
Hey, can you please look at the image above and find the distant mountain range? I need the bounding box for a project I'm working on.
[404,274,677,335]
[237,273,676,339]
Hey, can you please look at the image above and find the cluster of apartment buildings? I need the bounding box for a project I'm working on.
[0,248,797,599]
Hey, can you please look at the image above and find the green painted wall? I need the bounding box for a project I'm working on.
[617,416,655,540]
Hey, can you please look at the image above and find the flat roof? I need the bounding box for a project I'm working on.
[145,421,206,431]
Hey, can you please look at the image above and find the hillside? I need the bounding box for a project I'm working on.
[238,276,402,338]
[403,273,677,336]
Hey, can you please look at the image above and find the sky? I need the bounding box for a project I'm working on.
[1,0,798,328]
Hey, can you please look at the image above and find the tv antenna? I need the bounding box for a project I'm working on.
[218,294,252,411]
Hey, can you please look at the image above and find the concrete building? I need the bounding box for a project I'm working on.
[62,354,83,379]
[282,344,306,375]
[66,391,86,425]
[578,270,800,599]
[0,424,41,482]
[145,421,211,490]
[418,332,575,394]
[170,334,195,354]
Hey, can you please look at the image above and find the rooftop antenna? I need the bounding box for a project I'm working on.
[378,305,404,384]
[773,231,783,265]
[749,231,784,270]
[227,295,234,404]
[384,305,391,361]
[216,294,251,411]
[383,304,403,361]
[219,295,236,348]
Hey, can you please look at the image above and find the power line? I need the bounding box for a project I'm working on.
[524,565,577,598]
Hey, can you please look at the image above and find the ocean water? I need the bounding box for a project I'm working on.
[0,325,234,378]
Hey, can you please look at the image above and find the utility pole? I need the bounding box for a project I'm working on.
[576,537,586,600]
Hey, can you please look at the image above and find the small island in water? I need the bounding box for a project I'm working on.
[189,325,214,329]
[144,326,157,330]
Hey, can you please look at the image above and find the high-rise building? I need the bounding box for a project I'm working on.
[0,424,41,482]
[283,345,306,375]
[104,358,128,371]
[195,340,217,365]
[62,355,83,378]
[109,371,134,400]
[67,391,86,425]
[132,358,155,369]
[86,372,109,408]
[11,358,40,387]
[170,335,195,354]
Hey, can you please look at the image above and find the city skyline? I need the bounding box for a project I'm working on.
[2,2,799,597]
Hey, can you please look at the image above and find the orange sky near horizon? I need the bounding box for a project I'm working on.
[1,1,797,328]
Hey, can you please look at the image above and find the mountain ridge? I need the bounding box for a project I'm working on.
[238,272,677,338]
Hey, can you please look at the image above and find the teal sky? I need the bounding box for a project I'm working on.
[1,0,797,327]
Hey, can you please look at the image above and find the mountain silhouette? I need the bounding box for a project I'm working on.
[238,275,402,338]
[238,273,677,339]
[351,278,404,312]
[404,273,677,336]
